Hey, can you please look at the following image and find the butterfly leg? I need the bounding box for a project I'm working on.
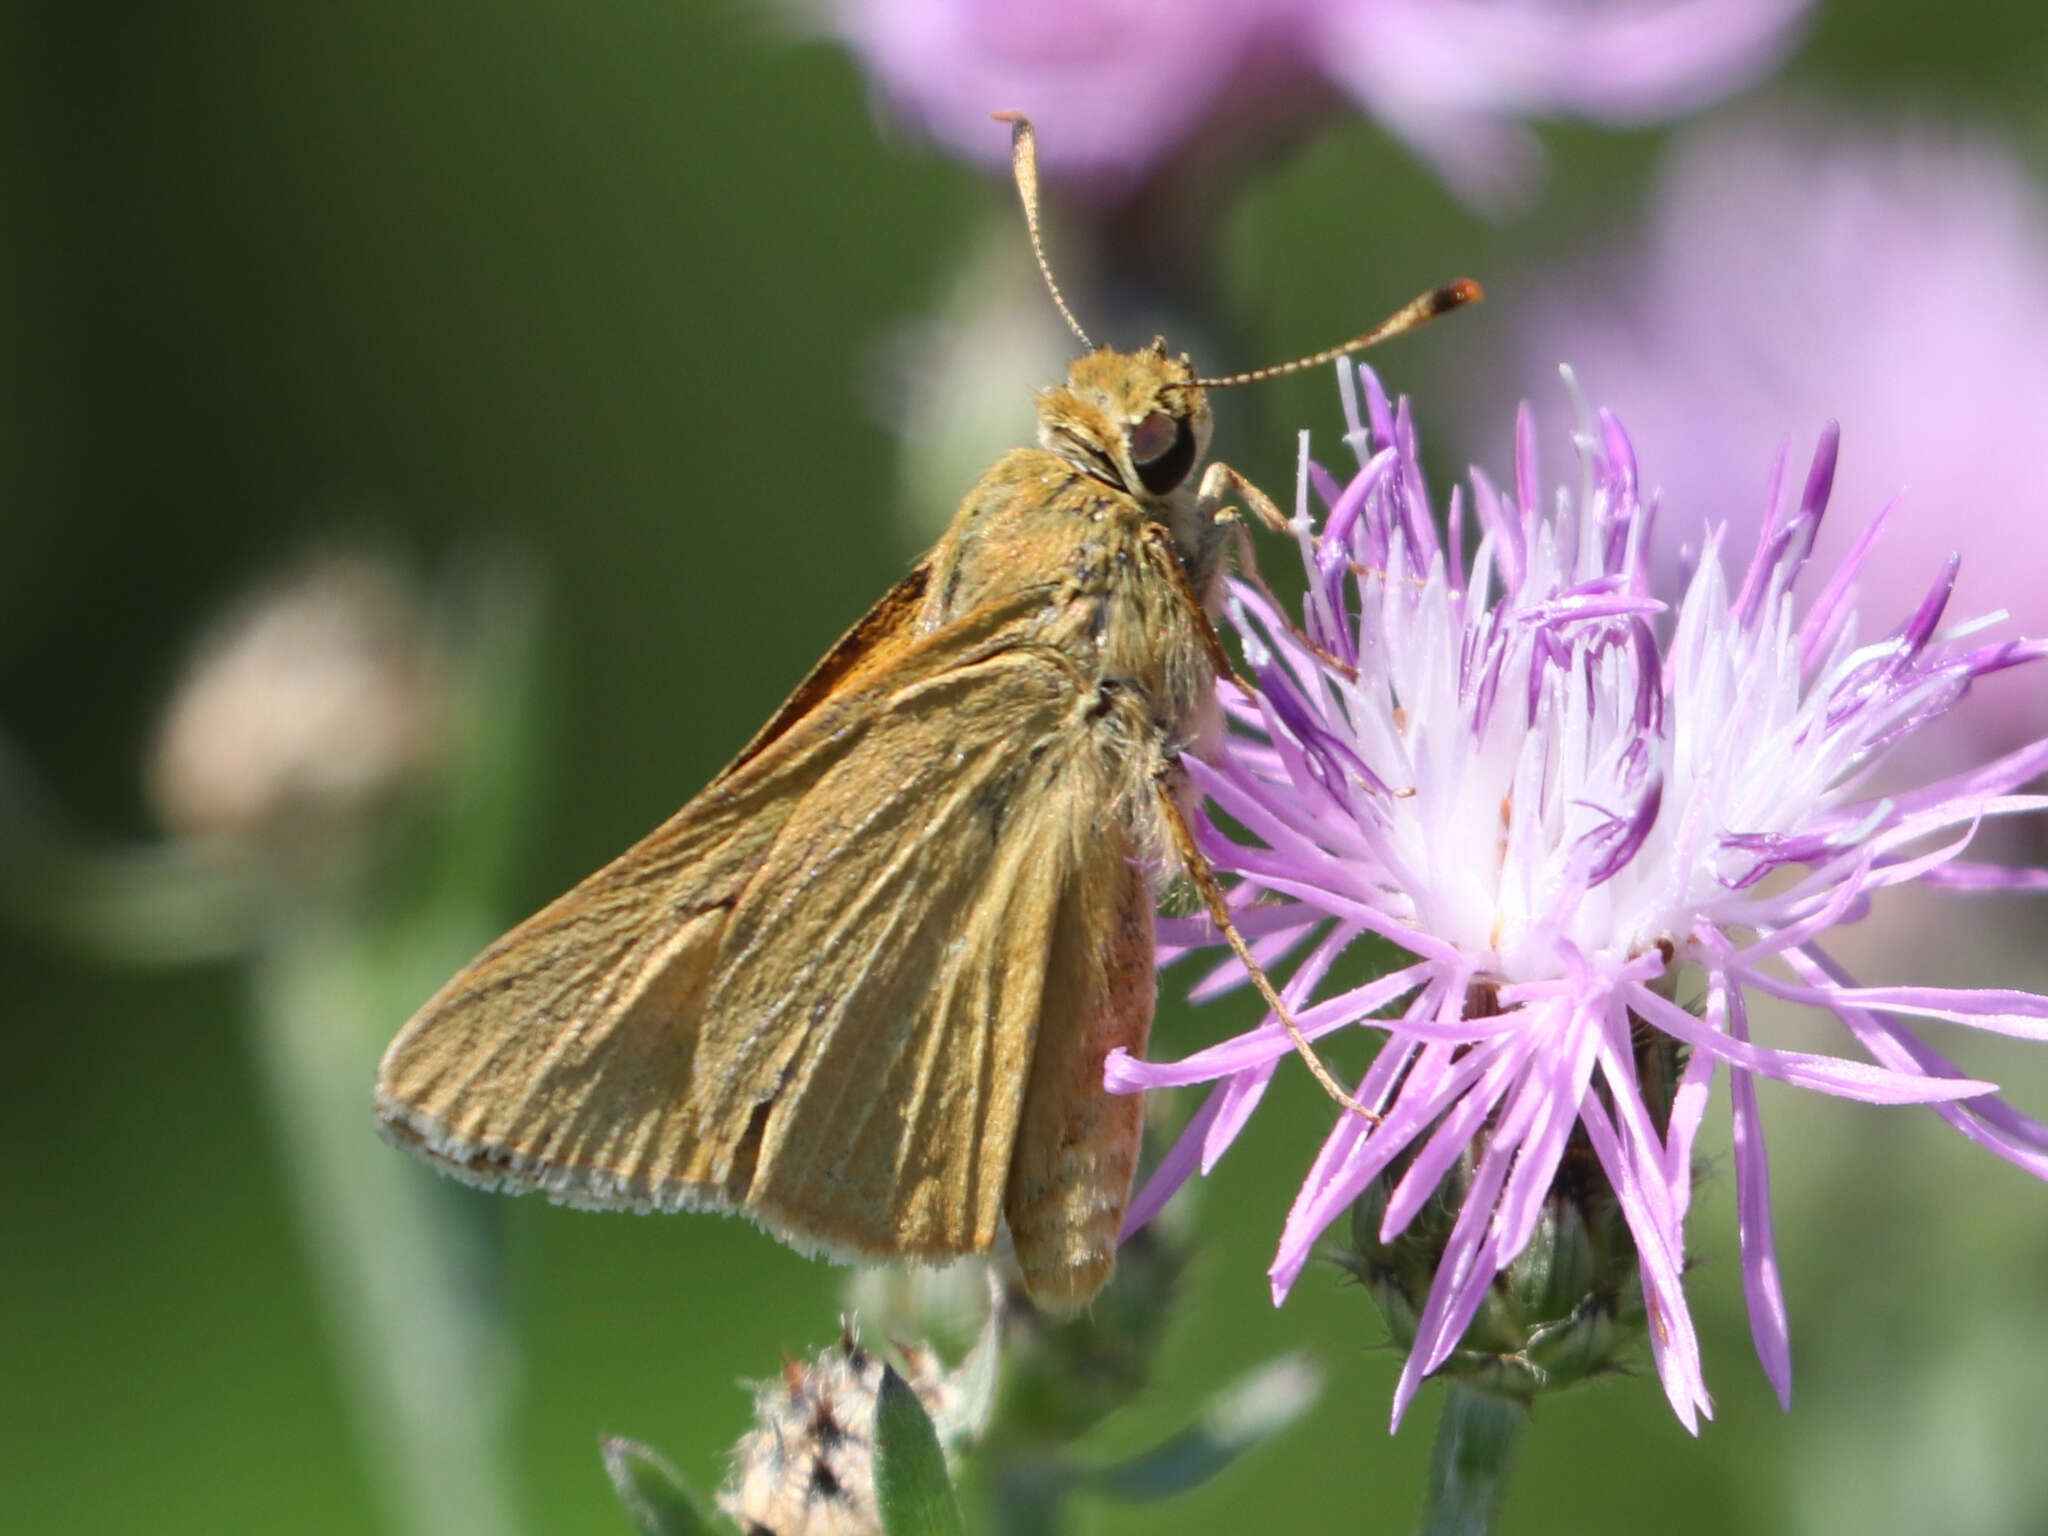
[1195,461,1359,682]
[1195,459,1290,538]
[1140,516,1257,701]
[1150,763,1380,1125]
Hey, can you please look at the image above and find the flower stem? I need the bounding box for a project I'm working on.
[1417,1385,1526,1536]
[249,910,525,1536]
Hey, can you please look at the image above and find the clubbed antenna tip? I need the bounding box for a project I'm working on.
[1186,278,1485,390]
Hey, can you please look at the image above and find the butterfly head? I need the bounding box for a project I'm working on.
[1036,340,1214,504]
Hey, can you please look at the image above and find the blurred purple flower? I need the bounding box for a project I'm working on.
[823,0,1816,207]
[1110,367,2048,1430]
[1503,114,2048,761]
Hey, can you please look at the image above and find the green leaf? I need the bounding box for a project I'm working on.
[600,1435,718,1536]
[1084,1353,1325,1504]
[874,1365,966,1536]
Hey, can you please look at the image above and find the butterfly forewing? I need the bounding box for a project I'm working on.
[376,578,1159,1285]
[688,645,1111,1260]
[374,735,844,1204]
[376,564,950,1202]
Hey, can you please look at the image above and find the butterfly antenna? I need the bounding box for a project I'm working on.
[993,112,1095,351]
[1183,280,1483,390]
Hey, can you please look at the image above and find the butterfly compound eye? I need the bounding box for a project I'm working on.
[1128,410,1199,495]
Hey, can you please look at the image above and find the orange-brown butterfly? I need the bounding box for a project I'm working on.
[376,115,1477,1307]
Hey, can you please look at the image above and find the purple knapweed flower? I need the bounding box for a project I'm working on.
[1108,365,2048,1431]
[820,0,1816,208]
[1497,113,2048,765]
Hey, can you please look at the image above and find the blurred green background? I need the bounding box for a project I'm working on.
[8,3,2048,1532]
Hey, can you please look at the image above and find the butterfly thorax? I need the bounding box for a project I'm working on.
[920,343,1228,753]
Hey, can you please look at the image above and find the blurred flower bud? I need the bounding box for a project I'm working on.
[1488,110,2048,779]
[719,1323,985,1536]
[148,551,449,872]
[992,1220,1185,1443]
[818,0,1815,214]
[844,1259,998,1362]
[869,226,1083,548]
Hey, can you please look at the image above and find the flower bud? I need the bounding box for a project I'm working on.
[1335,1004,1684,1405]
[719,1323,978,1536]
[148,551,448,874]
